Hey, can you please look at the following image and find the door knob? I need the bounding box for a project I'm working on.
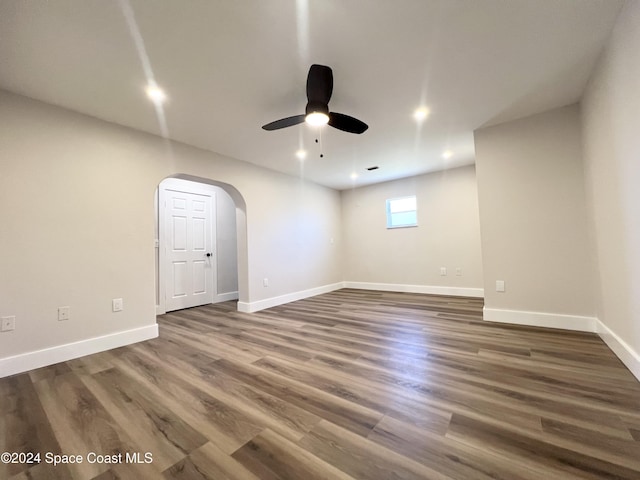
[206,252,212,257]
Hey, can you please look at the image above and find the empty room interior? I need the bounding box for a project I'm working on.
[1,1,639,479]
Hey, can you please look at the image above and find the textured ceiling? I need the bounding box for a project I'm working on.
[0,0,623,189]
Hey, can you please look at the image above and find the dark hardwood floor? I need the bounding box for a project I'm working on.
[2,289,640,479]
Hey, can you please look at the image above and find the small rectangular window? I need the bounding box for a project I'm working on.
[386,196,417,228]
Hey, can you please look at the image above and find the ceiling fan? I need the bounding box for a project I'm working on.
[262,64,368,134]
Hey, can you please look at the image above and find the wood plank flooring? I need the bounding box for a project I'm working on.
[2,289,640,479]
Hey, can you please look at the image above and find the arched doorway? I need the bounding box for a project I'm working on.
[155,174,248,314]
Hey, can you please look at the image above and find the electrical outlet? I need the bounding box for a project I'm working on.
[496,280,506,292]
[456,268,462,276]
[1,316,15,332]
[263,278,269,287]
[58,306,70,321]
[440,267,447,276]
[112,298,124,312]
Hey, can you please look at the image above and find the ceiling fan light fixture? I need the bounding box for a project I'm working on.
[305,111,329,126]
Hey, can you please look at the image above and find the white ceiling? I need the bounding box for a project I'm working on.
[0,0,623,190]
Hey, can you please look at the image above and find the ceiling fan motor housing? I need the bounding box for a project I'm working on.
[305,101,329,116]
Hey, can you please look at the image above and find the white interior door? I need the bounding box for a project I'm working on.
[162,187,216,312]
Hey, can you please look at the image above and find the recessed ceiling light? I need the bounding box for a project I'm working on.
[442,150,453,159]
[145,84,166,104]
[413,107,430,122]
[295,149,307,160]
[350,172,358,180]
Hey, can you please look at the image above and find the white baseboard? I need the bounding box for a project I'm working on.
[483,307,597,332]
[0,324,158,378]
[596,319,640,382]
[237,282,483,314]
[216,291,239,302]
[344,281,484,298]
[483,308,640,382]
[237,282,345,313]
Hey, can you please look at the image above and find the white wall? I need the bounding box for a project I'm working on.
[243,174,342,309]
[0,90,342,376]
[341,165,484,296]
[214,185,239,297]
[581,0,640,379]
[474,104,598,330]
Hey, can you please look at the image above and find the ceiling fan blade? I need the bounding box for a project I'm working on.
[328,112,368,134]
[262,114,306,131]
[306,64,333,105]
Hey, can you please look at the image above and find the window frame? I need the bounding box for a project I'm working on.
[385,195,418,229]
